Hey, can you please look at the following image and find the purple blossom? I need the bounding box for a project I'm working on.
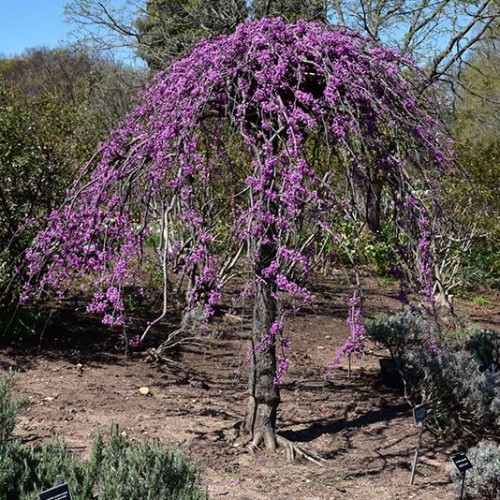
[274,358,290,386]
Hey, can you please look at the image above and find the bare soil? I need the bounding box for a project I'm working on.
[2,277,499,499]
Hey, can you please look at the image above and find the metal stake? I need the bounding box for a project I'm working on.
[460,472,466,500]
[410,423,424,485]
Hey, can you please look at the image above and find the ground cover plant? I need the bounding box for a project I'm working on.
[23,18,455,456]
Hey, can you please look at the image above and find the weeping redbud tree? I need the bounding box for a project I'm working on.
[24,19,452,453]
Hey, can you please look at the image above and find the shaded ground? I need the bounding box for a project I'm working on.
[2,276,499,499]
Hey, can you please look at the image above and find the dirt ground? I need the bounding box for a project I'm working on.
[2,277,499,499]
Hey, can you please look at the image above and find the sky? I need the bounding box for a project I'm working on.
[0,0,73,57]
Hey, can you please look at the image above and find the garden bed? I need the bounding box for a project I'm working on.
[2,277,499,499]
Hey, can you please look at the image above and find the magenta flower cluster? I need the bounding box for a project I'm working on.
[330,292,366,370]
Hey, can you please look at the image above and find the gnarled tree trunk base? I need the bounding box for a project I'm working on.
[244,395,278,452]
[240,399,326,466]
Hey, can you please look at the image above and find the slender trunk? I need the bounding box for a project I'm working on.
[243,251,280,452]
[243,137,281,452]
[366,178,382,233]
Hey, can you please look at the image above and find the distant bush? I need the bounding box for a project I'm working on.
[0,374,208,500]
[451,442,500,499]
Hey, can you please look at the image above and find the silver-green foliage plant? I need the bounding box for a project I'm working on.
[407,348,500,437]
[0,374,207,500]
[365,306,430,359]
[451,442,500,499]
[465,327,500,371]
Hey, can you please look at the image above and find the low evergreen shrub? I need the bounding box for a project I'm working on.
[451,442,500,499]
[365,306,430,359]
[405,348,500,438]
[0,374,208,500]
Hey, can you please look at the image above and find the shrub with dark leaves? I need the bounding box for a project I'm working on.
[465,327,500,371]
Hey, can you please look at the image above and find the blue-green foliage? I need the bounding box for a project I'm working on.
[406,347,500,437]
[365,306,429,359]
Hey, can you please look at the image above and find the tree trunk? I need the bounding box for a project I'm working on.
[366,178,382,233]
[243,261,280,452]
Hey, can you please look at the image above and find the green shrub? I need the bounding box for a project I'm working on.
[451,442,500,499]
[95,426,207,500]
[17,439,90,499]
[0,372,28,447]
[0,374,208,500]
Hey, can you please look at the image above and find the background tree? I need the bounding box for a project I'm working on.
[453,24,499,145]
[133,0,329,69]
[445,24,500,288]
[1,47,145,134]
[330,0,498,86]
[135,0,248,69]
[65,0,498,80]
[67,0,328,69]
[24,19,453,453]
[253,0,328,22]
[0,47,145,326]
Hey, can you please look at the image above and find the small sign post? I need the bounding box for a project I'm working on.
[410,403,427,485]
[38,483,72,500]
[413,404,427,424]
[451,452,473,500]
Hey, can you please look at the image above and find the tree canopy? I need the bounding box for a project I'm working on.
[24,18,453,451]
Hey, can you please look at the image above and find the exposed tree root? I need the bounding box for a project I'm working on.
[145,347,180,365]
[234,420,326,466]
[144,328,205,365]
[276,435,327,466]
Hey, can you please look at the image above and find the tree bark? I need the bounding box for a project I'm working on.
[366,177,383,233]
[243,254,280,452]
